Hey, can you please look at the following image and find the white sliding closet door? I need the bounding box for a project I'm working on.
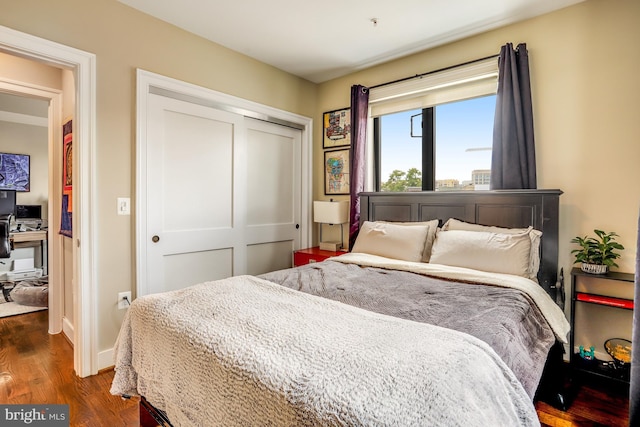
[245,118,301,275]
[140,94,301,296]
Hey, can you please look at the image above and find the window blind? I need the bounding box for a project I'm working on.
[369,57,499,117]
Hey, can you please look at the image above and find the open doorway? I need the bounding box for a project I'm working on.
[0,92,52,322]
[0,24,97,378]
[0,73,64,336]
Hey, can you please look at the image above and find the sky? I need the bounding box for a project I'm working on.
[380,95,496,183]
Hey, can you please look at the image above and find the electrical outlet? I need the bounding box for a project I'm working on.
[118,291,132,310]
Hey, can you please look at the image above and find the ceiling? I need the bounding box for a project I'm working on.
[119,0,584,83]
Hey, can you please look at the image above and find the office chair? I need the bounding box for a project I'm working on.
[0,214,11,259]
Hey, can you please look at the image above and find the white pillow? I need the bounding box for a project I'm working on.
[441,218,542,280]
[380,219,440,262]
[430,229,532,278]
[352,221,431,263]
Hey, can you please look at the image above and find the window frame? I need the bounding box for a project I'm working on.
[374,107,436,191]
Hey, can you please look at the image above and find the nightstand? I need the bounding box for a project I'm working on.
[293,247,343,267]
[570,267,634,386]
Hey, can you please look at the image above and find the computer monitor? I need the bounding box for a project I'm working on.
[16,204,42,220]
[0,190,16,217]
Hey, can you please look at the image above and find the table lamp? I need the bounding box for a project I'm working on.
[313,200,349,251]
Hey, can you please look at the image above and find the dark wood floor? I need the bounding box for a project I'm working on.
[0,310,630,426]
[535,381,629,426]
[0,310,138,426]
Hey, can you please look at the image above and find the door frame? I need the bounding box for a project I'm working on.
[136,70,312,296]
[0,25,98,377]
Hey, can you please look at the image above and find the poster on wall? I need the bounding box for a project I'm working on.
[322,108,351,149]
[60,119,72,237]
[0,153,30,192]
[324,148,350,195]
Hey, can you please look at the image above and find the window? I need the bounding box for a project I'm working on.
[369,57,498,192]
[375,95,496,191]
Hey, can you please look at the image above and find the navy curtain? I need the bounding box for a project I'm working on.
[490,43,537,189]
[630,210,640,425]
[348,85,369,250]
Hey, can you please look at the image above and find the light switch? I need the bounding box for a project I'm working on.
[117,197,130,215]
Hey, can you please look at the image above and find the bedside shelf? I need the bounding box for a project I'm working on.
[569,267,634,387]
[572,354,630,384]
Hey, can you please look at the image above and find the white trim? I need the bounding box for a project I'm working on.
[0,24,98,377]
[62,316,74,344]
[98,348,114,371]
[135,70,313,297]
[47,94,64,335]
[74,50,98,378]
[0,110,48,127]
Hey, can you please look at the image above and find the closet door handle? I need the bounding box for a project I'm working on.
[152,235,160,243]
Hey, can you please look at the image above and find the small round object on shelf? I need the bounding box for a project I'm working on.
[604,338,632,367]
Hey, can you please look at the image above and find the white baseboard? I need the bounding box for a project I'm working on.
[98,348,114,371]
[62,317,74,345]
[62,315,114,372]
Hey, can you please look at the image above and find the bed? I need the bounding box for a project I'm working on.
[111,189,569,426]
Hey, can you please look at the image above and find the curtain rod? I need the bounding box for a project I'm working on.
[368,54,499,90]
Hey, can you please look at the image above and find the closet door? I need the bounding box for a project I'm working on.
[244,118,301,275]
[139,94,302,296]
[144,94,242,294]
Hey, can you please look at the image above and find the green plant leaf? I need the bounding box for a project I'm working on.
[571,229,624,268]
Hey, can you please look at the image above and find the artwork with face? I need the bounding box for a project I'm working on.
[325,148,350,195]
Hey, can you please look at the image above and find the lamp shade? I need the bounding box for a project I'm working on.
[313,200,349,224]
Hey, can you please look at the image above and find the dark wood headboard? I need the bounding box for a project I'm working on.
[359,189,563,298]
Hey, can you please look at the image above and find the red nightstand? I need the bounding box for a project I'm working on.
[293,247,343,267]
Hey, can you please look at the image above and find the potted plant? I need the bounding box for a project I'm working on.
[571,229,624,274]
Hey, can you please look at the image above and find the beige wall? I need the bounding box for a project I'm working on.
[317,0,640,280]
[0,51,63,89]
[0,0,317,354]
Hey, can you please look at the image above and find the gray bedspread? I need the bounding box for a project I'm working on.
[112,275,540,426]
[260,259,556,397]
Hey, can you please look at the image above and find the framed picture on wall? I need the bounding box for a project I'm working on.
[324,148,350,195]
[0,153,30,192]
[63,120,73,195]
[60,119,73,237]
[322,108,351,149]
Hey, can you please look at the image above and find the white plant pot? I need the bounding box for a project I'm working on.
[581,263,608,275]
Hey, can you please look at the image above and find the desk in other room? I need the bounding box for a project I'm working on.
[9,230,48,275]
